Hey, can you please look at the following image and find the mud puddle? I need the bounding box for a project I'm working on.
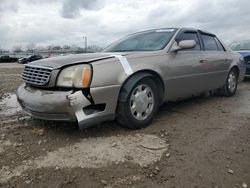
[0,93,22,117]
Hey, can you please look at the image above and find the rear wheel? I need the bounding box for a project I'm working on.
[116,77,159,129]
[216,68,238,97]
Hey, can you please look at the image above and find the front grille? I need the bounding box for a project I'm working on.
[244,56,250,64]
[21,65,53,86]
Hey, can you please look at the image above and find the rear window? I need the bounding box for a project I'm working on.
[201,34,218,51]
[214,37,225,51]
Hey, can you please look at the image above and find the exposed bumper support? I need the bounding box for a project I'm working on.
[17,84,120,130]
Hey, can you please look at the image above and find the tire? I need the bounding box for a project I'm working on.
[116,77,160,129]
[216,68,238,97]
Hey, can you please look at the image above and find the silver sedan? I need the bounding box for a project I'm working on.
[17,28,246,130]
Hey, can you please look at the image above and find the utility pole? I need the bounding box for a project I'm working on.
[83,36,87,53]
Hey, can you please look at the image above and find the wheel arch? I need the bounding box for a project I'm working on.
[118,70,165,104]
[230,65,240,76]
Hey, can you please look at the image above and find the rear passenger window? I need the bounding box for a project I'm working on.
[201,34,218,51]
[214,37,225,51]
[177,32,201,51]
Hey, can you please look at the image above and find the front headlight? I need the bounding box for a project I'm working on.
[56,64,92,88]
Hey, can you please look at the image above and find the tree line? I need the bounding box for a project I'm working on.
[0,43,103,54]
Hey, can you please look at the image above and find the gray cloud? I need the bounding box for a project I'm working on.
[0,0,249,50]
[145,0,250,43]
[0,0,59,18]
[0,0,18,15]
[61,0,104,19]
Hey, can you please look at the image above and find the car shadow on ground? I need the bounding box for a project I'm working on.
[24,93,223,137]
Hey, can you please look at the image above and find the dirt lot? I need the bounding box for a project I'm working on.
[0,63,249,188]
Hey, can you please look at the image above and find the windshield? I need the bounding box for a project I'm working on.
[103,29,176,52]
[229,40,250,51]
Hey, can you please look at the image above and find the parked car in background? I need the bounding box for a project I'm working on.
[17,28,245,130]
[18,54,43,64]
[229,40,250,77]
[0,55,18,63]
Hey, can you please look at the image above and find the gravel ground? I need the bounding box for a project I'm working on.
[0,63,249,188]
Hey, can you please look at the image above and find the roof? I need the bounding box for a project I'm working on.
[128,27,216,37]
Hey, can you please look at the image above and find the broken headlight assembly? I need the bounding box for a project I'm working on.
[56,64,92,88]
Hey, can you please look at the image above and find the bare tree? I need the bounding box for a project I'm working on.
[63,45,71,50]
[13,45,23,53]
[88,45,103,52]
[47,45,55,52]
[52,45,62,51]
[70,44,78,50]
[35,45,46,51]
[26,43,36,53]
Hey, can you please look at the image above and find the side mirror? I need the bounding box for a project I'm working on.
[171,40,196,52]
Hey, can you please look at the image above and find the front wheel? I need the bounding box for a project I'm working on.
[116,78,159,129]
[216,68,238,97]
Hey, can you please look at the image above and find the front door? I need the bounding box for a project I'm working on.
[165,30,209,100]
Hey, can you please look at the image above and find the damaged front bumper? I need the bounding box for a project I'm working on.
[17,84,120,130]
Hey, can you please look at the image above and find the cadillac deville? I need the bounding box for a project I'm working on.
[17,28,246,130]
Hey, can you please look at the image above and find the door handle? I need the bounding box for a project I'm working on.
[199,59,207,63]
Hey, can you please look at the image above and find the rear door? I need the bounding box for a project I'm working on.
[199,33,230,89]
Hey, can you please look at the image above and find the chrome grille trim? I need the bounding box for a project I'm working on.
[21,64,53,86]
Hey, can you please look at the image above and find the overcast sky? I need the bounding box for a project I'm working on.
[0,0,249,50]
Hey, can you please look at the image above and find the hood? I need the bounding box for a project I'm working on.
[29,53,117,69]
[28,51,160,69]
[236,51,250,57]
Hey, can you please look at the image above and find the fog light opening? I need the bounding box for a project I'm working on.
[83,104,106,115]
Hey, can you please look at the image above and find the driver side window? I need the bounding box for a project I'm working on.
[176,32,201,51]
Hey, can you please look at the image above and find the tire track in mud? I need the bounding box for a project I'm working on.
[0,133,169,183]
